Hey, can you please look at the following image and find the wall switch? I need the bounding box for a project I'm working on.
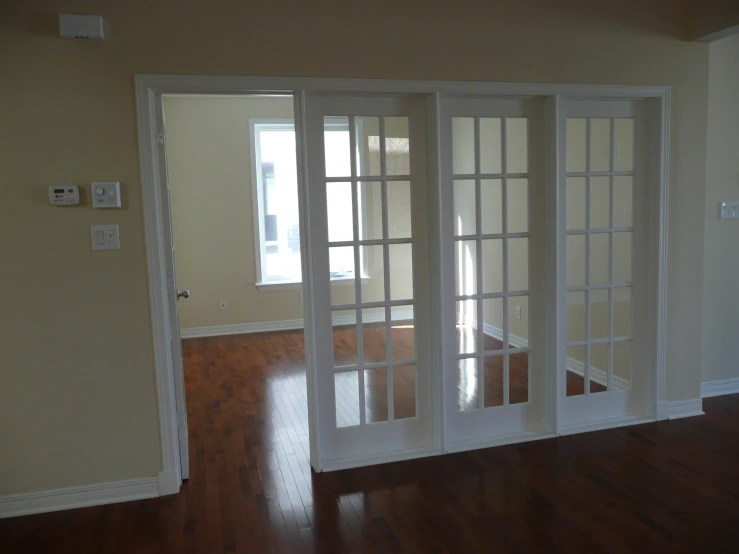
[91,225,120,251]
[219,301,227,311]
[720,201,739,220]
[92,181,122,208]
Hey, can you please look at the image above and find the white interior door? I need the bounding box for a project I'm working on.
[439,97,550,451]
[304,93,436,470]
[156,94,190,480]
[558,100,650,431]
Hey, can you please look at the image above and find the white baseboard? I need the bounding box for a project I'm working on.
[666,398,704,420]
[701,377,739,398]
[320,445,441,472]
[445,429,554,454]
[158,470,181,496]
[558,414,655,436]
[180,309,415,339]
[0,476,160,519]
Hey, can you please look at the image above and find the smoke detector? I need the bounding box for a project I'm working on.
[59,14,105,39]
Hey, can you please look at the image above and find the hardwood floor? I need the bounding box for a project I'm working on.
[2,330,739,553]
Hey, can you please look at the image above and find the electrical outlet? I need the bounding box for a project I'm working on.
[219,300,227,311]
[516,305,522,320]
[720,201,739,220]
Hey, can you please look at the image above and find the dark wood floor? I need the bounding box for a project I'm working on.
[2,331,739,553]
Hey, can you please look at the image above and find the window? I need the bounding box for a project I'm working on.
[252,120,366,286]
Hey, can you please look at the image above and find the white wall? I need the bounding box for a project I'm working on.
[701,33,739,384]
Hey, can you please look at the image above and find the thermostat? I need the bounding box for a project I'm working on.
[92,181,122,208]
[49,185,80,206]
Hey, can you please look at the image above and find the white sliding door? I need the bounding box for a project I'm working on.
[558,100,651,431]
[439,97,550,451]
[304,94,436,470]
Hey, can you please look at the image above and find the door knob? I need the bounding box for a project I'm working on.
[177,289,190,299]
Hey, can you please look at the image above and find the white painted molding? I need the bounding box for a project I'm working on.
[180,310,415,339]
[445,430,554,454]
[666,398,704,420]
[558,415,655,436]
[0,477,159,519]
[158,470,181,496]
[701,378,739,398]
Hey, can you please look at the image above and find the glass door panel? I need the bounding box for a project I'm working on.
[442,96,547,450]
[559,100,649,429]
[305,94,433,469]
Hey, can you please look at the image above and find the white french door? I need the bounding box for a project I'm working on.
[303,94,436,470]
[439,97,550,451]
[558,100,651,431]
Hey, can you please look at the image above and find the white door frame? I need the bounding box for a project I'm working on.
[135,74,670,492]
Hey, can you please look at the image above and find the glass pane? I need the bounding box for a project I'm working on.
[590,343,609,394]
[613,341,631,389]
[483,355,504,408]
[566,346,586,397]
[590,118,612,172]
[455,240,477,296]
[387,181,412,239]
[326,182,354,242]
[614,119,634,172]
[614,287,632,338]
[566,177,587,230]
[457,358,479,411]
[614,176,633,228]
[480,118,502,174]
[453,179,476,236]
[452,117,475,175]
[590,234,610,286]
[360,245,384,303]
[480,179,503,234]
[385,117,410,176]
[481,239,503,294]
[566,291,586,343]
[355,116,381,177]
[614,232,632,283]
[589,289,610,341]
[509,352,529,405]
[567,235,586,287]
[506,118,528,173]
[364,368,388,423]
[391,305,415,361]
[566,119,587,173]
[507,178,528,233]
[332,309,357,366]
[335,371,360,427]
[362,307,387,363]
[590,177,610,229]
[508,295,529,345]
[508,237,529,292]
[393,365,416,420]
[482,298,504,351]
[325,116,351,178]
[456,299,478,354]
[360,181,383,240]
[389,243,413,301]
[330,247,355,305]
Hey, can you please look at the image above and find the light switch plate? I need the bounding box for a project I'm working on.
[720,201,739,220]
[92,181,122,208]
[91,225,120,251]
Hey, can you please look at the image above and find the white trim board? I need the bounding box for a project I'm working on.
[0,477,160,519]
[180,309,415,339]
[701,378,739,398]
[666,398,704,420]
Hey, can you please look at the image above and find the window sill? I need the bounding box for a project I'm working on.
[255,276,368,291]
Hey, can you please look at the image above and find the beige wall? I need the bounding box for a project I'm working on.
[163,95,308,329]
[701,33,739,384]
[0,0,708,496]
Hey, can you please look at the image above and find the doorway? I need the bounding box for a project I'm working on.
[137,76,669,487]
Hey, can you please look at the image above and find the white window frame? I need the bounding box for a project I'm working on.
[251,117,370,290]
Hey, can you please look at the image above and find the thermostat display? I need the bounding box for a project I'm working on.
[49,185,80,206]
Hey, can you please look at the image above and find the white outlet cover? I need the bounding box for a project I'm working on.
[91,224,120,251]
